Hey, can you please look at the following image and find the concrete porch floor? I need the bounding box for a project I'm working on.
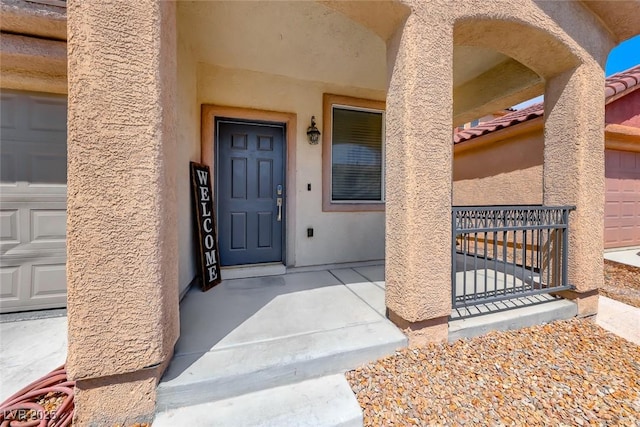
[155,265,405,417]
[154,262,582,425]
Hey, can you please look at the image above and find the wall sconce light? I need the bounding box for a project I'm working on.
[306,116,321,145]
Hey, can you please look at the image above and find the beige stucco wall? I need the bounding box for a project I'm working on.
[543,64,606,309]
[384,11,454,344]
[453,128,544,205]
[179,1,388,268]
[176,8,199,295]
[67,0,179,423]
[196,64,386,266]
[68,0,179,378]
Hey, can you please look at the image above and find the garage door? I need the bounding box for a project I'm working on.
[1,90,67,313]
[605,149,640,249]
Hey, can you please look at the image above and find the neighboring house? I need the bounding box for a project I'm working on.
[453,66,640,249]
[1,0,640,424]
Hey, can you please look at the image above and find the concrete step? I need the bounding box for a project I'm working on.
[153,374,363,427]
[156,320,406,411]
[449,296,577,341]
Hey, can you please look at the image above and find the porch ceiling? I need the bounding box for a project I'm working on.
[180,0,540,120]
[317,0,409,41]
[581,0,640,43]
[453,46,510,87]
[178,0,388,91]
[452,56,543,126]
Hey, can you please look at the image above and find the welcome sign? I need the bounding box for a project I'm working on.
[190,162,222,291]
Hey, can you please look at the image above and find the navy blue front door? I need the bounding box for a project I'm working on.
[217,120,285,266]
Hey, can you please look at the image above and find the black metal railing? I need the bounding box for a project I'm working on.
[451,205,575,309]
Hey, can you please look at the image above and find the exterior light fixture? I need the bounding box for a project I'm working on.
[306,116,321,145]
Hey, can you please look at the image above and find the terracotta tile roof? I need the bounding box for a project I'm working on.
[605,65,640,99]
[454,64,640,144]
[453,103,543,144]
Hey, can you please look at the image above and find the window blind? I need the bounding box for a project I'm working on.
[331,107,383,201]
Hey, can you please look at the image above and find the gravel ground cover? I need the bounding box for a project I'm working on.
[603,260,640,308]
[346,319,640,426]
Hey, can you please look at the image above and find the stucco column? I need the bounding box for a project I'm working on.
[385,13,453,345]
[66,0,178,424]
[543,63,605,316]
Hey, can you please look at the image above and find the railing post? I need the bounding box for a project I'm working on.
[451,208,457,309]
[562,208,570,287]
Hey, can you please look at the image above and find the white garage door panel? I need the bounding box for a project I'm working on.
[0,266,20,300]
[605,150,640,249]
[32,263,66,298]
[0,256,67,312]
[1,201,66,255]
[0,90,67,313]
[31,210,66,241]
[0,210,19,242]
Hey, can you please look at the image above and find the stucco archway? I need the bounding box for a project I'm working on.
[384,0,617,344]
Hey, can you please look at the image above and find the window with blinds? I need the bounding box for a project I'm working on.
[331,106,384,202]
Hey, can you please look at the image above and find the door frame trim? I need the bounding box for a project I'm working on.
[202,105,297,266]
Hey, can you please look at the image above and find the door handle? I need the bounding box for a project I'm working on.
[276,197,283,222]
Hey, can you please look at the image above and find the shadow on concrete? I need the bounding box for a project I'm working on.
[162,266,396,383]
[163,270,343,381]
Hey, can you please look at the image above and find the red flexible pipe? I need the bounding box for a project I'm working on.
[0,366,75,427]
